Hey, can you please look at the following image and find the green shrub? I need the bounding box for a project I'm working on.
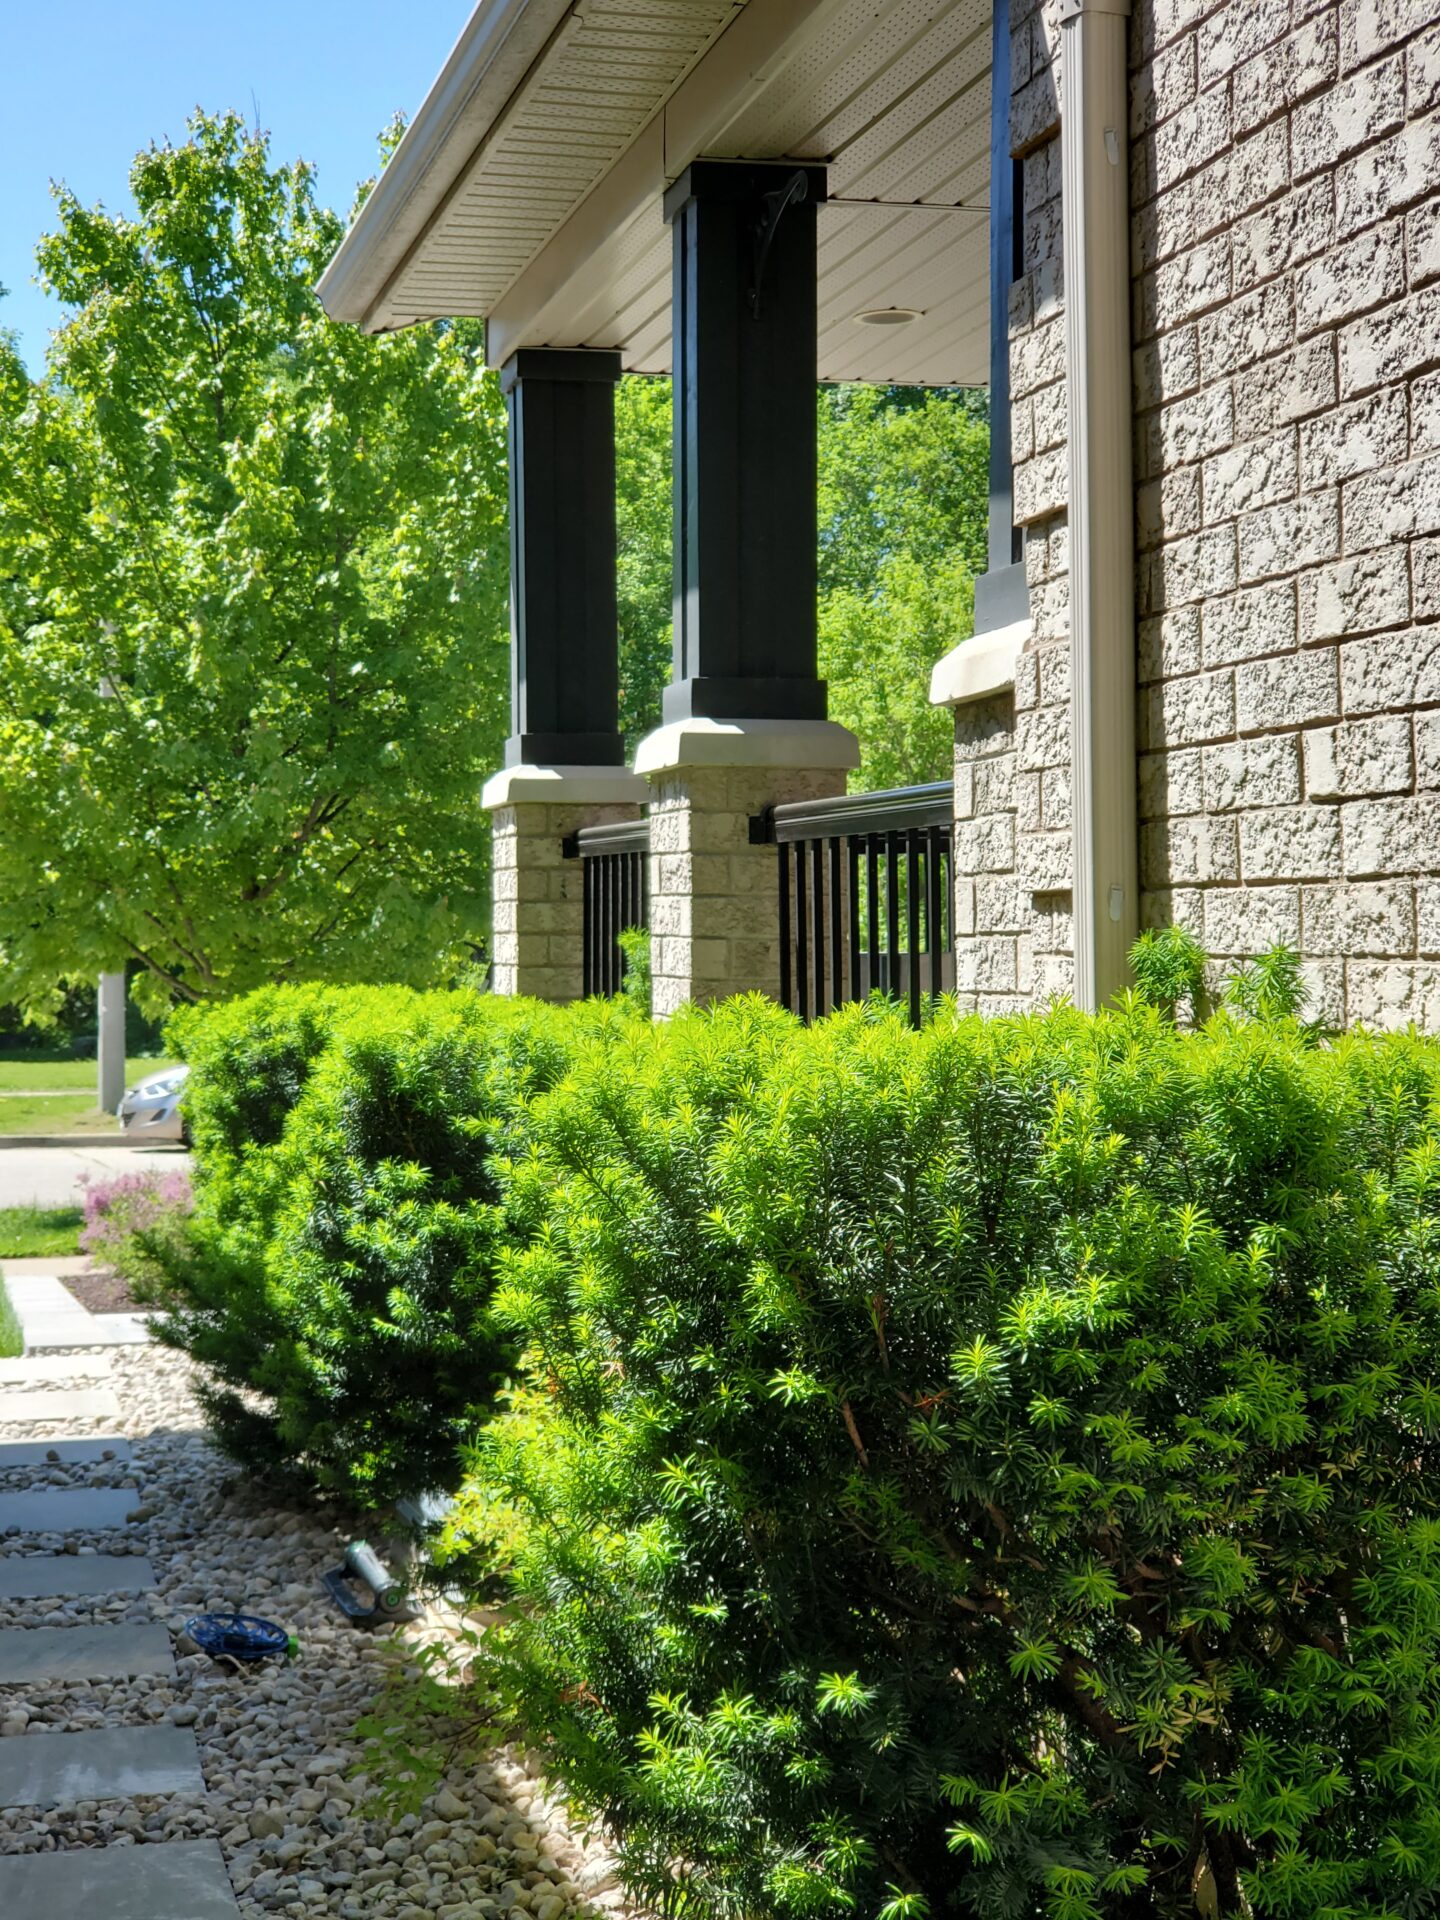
[152,983,639,1505]
[0,1276,22,1359]
[447,995,1440,1920]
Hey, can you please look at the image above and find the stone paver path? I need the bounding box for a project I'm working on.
[0,1290,239,1919]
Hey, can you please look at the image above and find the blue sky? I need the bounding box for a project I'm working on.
[4,0,471,371]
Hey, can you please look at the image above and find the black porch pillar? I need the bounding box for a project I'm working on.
[663,159,829,725]
[502,347,625,767]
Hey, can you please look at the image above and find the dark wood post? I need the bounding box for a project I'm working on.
[502,347,625,767]
[662,160,829,725]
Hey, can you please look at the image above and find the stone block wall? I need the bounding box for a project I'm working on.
[490,800,639,1001]
[1132,0,1440,1028]
[646,765,848,1020]
[957,0,1440,1028]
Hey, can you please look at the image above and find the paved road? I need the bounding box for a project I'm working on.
[0,1143,191,1209]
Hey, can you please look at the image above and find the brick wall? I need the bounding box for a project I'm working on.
[960,0,1440,1027]
[1134,0,1440,1027]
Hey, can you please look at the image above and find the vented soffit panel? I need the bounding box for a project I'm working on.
[318,0,750,332]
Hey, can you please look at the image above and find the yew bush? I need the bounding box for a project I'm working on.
[455,995,1440,1920]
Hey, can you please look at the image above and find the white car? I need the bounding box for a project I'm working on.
[119,1065,190,1143]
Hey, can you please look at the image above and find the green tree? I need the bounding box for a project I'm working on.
[614,374,673,750]
[0,111,509,1014]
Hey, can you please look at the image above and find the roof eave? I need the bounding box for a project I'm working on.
[316,0,574,331]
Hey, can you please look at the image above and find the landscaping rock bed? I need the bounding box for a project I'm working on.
[0,1348,631,1919]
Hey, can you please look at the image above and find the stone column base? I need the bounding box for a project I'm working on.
[481,765,647,1002]
[633,719,860,1019]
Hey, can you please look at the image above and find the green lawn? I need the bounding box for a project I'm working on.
[0,1205,85,1258]
[0,1053,170,1092]
[0,1278,22,1359]
[0,1094,118,1135]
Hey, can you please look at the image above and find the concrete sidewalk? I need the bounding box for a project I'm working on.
[0,1144,189,1209]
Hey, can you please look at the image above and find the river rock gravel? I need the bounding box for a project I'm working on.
[0,1342,634,1918]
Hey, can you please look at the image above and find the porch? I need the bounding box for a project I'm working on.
[318,0,1137,1018]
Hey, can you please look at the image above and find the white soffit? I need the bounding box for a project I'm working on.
[326,0,993,388]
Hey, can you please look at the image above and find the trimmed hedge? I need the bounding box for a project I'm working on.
[450,995,1440,1920]
[153,985,637,1503]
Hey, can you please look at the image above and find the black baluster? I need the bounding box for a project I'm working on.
[812,836,826,1017]
[906,829,922,1027]
[885,831,900,1004]
[846,837,861,1006]
[829,836,843,1013]
[926,825,944,1002]
[778,841,793,1013]
[796,841,810,1023]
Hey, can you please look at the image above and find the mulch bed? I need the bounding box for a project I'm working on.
[60,1268,144,1314]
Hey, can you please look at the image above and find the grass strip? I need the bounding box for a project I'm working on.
[0,1205,84,1258]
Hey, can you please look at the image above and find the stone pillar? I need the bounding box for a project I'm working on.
[637,721,858,1018]
[483,767,647,1002]
[485,348,645,1000]
[97,971,126,1114]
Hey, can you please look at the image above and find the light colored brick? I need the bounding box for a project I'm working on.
[1142,813,1241,885]
[955,813,1017,873]
[1239,803,1343,880]
[1014,445,1068,523]
[1133,327,1201,409]
[1291,54,1405,180]
[1414,710,1440,785]
[1410,21,1440,112]
[1141,235,1232,338]
[1198,0,1289,86]
[1203,430,1298,522]
[1303,881,1415,954]
[1198,278,1294,379]
[1340,623,1440,713]
[1154,86,1233,191]
[1342,793,1440,874]
[1339,282,1440,397]
[1234,11,1338,137]
[1201,580,1298,665]
[1339,0,1430,72]
[1299,387,1409,491]
[1203,734,1304,810]
[1345,961,1440,1029]
[1138,466,1205,548]
[1017,828,1073,891]
[1418,880,1440,948]
[1415,539,1440,620]
[1205,885,1302,951]
[1335,109,1440,240]
[1143,669,1238,746]
[1232,338,1338,438]
[1295,220,1405,335]
[1342,450,1440,551]
[1141,386,1235,476]
[1140,747,1205,817]
[1300,548,1410,642]
[1131,34,1199,137]
[1231,178,1335,296]
[1237,491,1341,582]
[1146,525,1239,607]
[1236,647,1341,731]
[1140,605,1204,681]
[1017,702,1070,770]
[1409,198,1440,286]
[1412,369,1440,457]
[1304,716,1414,797]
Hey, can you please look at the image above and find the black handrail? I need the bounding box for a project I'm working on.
[564,820,650,997]
[754,782,954,1026]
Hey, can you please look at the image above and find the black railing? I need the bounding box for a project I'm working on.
[756,782,955,1027]
[565,819,649,997]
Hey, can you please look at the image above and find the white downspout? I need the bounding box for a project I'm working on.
[1061,0,1138,1011]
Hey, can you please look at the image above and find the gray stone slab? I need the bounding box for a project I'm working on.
[0,1436,130,1468]
[0,1487,140,1532]
[21,1314,149,1350]
[0,1724,202,1807]
[0,1387,122,1423]
[0,1622,173,1684]
[0,1353,113,1386]
[0,1553,154,1598]
[0,1839,239,1920]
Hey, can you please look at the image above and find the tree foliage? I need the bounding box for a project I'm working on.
[0,112,509,1013]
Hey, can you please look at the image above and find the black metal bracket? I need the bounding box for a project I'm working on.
[749,809,776,845]
[748,169,810,319]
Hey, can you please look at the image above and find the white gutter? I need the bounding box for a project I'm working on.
[316,0,574,330]
[1061,0,1137,1011]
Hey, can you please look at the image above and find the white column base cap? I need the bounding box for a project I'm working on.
[481,763,649,809]
[929,618,1029,707]
[633,716,860,777]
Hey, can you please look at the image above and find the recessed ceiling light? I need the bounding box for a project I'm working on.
[854,306,924,326]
